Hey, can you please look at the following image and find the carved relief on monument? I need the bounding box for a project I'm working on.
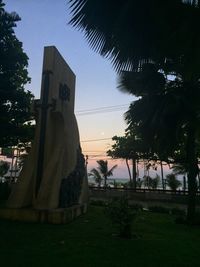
[7,46,88,210]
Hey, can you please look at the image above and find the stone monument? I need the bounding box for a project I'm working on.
[1,46,88,223]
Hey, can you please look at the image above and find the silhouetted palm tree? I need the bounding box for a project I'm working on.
[69,0,200,72]
[120,63,200,222]
[90,160,117,187]
[88,168,102,187]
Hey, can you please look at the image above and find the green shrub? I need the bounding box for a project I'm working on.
[104,197,137,239]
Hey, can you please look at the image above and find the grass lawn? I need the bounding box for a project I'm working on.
[0,205,200,267]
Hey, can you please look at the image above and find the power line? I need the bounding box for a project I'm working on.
[76,108,126,116]
[76,104,129,116]
[82,150,105,152]
[88,158,116,161]
[81,137,112,143]
[76,104,129,113]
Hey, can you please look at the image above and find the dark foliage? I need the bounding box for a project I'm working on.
[69,0,200,72]
[0,0,34,147]
[68,0,200,223]
[0,160,9,176]
[59,148,86,208]
[104,197,137,238]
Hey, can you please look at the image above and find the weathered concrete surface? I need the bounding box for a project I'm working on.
[7,46,88,211]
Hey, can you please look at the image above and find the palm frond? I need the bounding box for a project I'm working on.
[118,64,166,96]
[89,168,101,179]
[68,0,200,72]
[107,165,118,177]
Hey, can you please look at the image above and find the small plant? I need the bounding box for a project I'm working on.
[104,197,137,238]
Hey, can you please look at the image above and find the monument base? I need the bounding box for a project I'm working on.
[0,204,87,224]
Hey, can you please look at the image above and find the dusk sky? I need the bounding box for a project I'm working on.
[4,0,138,178]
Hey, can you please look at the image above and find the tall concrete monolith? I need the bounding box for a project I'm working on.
[6,46,88,221]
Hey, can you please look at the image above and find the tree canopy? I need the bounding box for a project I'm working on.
[0,0,34,147]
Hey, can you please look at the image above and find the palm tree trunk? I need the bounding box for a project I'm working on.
[183,175,187,191]
[104,175,107,188]
[132,158,137,189]
[160,160,165,190]
[186,122,198,223]
[125,158,132,185]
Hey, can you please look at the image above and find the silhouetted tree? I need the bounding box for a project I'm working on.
[166,173,182,191]
[122,63,200,223]
[68,0,200,223]
[107,132,152,189]
[0,0,34,147]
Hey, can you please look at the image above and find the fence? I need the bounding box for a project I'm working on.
[89,186,200,205]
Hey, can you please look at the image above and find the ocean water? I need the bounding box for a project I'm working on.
[88,177,129,184]
[108,178,129,184]
[88,175,187,190]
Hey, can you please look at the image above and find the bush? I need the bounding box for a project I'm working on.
[104,197,137,238]
[166,173,181,191]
